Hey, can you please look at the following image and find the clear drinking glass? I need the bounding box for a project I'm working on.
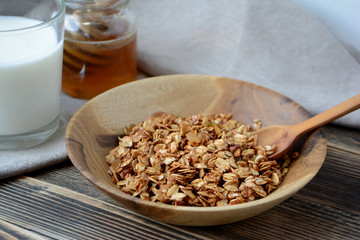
[0,0,65,149]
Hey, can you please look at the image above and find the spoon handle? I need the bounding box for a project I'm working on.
[293,94,360,134]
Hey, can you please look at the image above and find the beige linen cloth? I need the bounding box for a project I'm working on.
[1,0,359,179]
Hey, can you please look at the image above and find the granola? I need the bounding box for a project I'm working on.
[106,112,297,207]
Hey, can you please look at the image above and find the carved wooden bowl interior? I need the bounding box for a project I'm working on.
[65,74,327,226]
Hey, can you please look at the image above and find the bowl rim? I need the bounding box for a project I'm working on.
[66,74,327,213]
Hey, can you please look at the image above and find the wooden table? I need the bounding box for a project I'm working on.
[1,124,359,240]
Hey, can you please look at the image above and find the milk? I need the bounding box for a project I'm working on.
[0,16,63,135]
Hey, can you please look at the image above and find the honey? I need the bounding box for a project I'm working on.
[62,0,137,99]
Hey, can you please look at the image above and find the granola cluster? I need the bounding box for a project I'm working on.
[106,112,296,207]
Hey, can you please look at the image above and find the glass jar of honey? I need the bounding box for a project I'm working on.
[62,0,137,99]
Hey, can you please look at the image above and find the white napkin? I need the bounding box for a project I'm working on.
[0,93,86,179]
[1,0,359,179]
[130,0,360,127]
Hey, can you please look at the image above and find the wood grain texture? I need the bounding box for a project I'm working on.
[0,220,48,240]
[1,75,358,237]
[0,177,208,240]
[253,94,359,159]
[325,124,360,154]
[0,125,352,240]
[297,145,360,214]
[64,74,327,226]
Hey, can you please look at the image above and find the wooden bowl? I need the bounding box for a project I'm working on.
[65,74,327,226]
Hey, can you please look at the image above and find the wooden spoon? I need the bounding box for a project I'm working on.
[254,94,360,159]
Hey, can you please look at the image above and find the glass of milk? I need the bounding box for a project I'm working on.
[0,0,65,149]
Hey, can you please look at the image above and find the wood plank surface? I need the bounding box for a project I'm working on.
[0,177,208,240]
[325,125,360,154]
[297,146,360,213]
[1,124,359,239]
[0,220,48,240]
